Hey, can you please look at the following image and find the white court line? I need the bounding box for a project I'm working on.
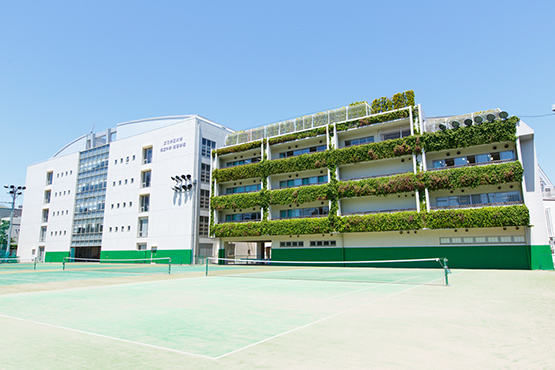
[215,282,424,359]
[323,275,424,300]
[0,313,217,360]
[0,274,449,361]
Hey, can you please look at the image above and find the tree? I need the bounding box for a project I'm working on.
[0,220,10,248]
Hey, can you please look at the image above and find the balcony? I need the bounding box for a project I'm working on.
[427,158,516,172]
[430,201,523,211]
[341,208,417,216]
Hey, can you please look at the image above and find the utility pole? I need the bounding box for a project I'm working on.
[4,185,25,258]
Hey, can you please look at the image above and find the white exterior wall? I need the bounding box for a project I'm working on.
[19,115,232,262]
[517,122,549,247]
[18,152,79,259]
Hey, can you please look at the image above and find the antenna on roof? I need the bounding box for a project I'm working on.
[90,124,95,134]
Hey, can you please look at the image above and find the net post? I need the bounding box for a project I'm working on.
[34,258,37,270]
[205,257,209,276]
[443,258,449,286]
[168,257,172,275]
[62,257,66,271]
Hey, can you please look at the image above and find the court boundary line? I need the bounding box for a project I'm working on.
[0,272,450,360]
[214,279,428,359]
[0,313,217,360]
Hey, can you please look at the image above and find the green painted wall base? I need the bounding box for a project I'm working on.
[44,251,70,263]
[100,249,192,265]
[272,245,554,270]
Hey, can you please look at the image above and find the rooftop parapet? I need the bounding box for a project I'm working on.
[425,109,509,133]
[224,90,416,147]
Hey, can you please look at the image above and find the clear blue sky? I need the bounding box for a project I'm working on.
[1,0,554,205]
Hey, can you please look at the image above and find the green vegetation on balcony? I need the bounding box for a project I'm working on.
[422,116,518,152]
[210,205,529,237]
[212,161,523,211]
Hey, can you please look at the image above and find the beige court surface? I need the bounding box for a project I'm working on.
[0,264,554,369]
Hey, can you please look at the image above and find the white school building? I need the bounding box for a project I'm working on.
[18,115,233,264]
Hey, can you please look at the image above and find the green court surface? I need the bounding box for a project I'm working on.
[0,264,554,369]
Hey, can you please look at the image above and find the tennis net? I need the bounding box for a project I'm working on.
[206,257,451,286]
[0,257,37,270]
[62,257,172,275]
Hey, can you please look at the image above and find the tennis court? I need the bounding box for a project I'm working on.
[1,259,554,369]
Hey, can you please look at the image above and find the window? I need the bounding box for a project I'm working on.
[440,235,525,245]
[200,163,211,183]
[226,157,261,167]
[141,170,151,188]
[309,240,337,247]
[200,190,210,209]
[436,191,521,208]
[125,179,128,185]
[44,190,51,204]
[279,145,326,158]
[140,194,150,212]
[225,212,261,222]
[345,136,374,147]
[39,226,47,242]
[225,184,261,194]
[46,171,53,185]
[137,243,147,251]
[500,151,515,161]
[143,147,153,164]
[42,209,49,223]
[199,216,209,236]
[280,207,329,219]
[280,241,304,247]
[382,129,411,141]
[279,175,327,188]
[201,138,215,157]
[138,217,149,237]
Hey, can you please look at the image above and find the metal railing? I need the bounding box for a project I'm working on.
[341,208,417,216]
[225,102,372,146]
[340,171,409,182]
[430,201,523,210]
[427,159,516,172]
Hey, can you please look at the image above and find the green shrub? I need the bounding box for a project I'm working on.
[422,117,518,152]
[337,211,424,233]
[424,205,529,229]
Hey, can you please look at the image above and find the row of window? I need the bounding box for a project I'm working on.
[225,212,261,222]
[279,175,327,188]
[46,170,74,185]
[345,136,374,147]
[436,191,521,208]
[225,184,261,194]
[41,209,70,222]
[114,155,136,165]
[279,240,337,247]
[226,157,260,167]
[110,201,134,210]
[439,235,526,245]
[112,178,134,187]
[432,150,515,169]
[279,145,326,158]
[279,207,329,219]
[109,225,132,233]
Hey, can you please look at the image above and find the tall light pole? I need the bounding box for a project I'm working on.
[4,185,25,258]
